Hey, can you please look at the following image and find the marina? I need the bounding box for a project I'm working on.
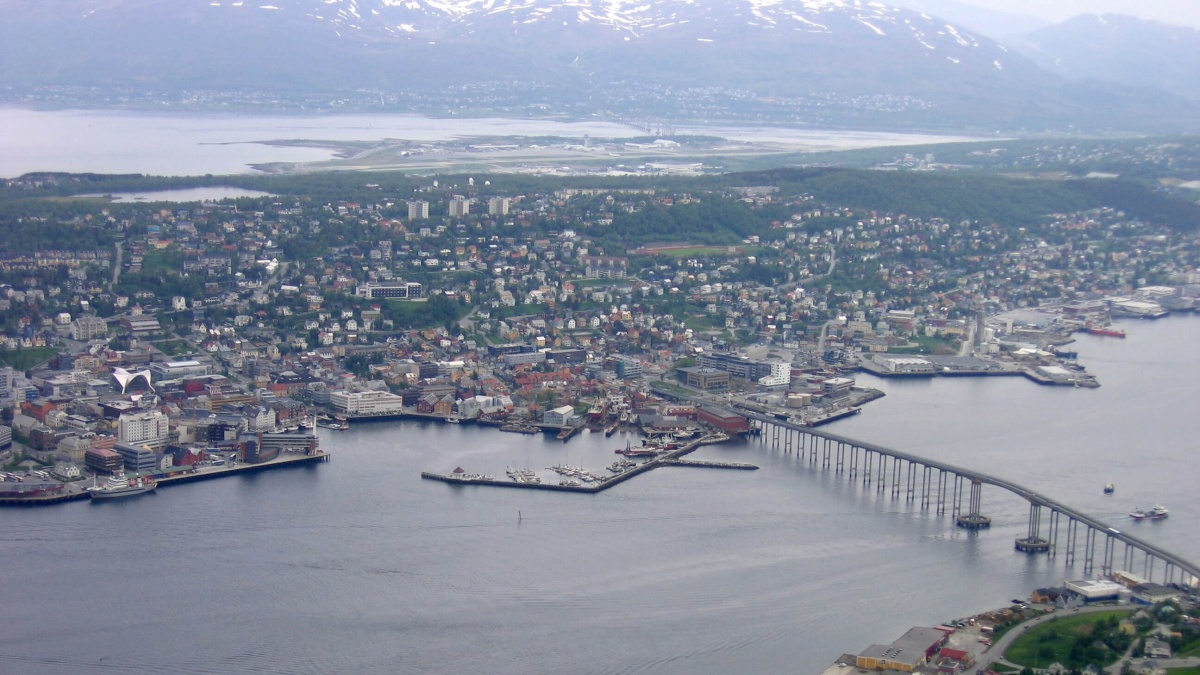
[421,433,742,493]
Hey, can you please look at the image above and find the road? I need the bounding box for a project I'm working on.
[972,605,1129,674]
[975,605,1200,675]
[111,241,123,287]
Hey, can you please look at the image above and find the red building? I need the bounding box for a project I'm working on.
[697,407,749,434]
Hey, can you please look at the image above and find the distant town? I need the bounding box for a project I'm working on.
[1,168,1199,504]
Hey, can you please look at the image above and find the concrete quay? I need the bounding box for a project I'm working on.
[662,459,759,470]
[0,452,330,507]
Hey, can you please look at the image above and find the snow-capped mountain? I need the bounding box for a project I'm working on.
[0,0,1194,132]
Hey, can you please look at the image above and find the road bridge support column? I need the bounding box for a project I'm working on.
[1083,527,1097,574]
[955,479,992,529]
[875,453,887,492]
[936,470,948,515]
[891,458,902,498]
[1015,503,1051,553]
[1064,518,1078,565]
[1047,509,1060,557]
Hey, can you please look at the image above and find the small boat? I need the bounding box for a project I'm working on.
[1104,482,1115,494]
[1129,508,1147,520]
[1147,504,1169,519]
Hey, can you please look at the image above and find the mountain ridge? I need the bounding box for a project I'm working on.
[0,0,1196,133]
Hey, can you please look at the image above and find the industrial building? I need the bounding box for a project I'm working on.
[113,442,159,474]
[855,627,948,672]
[697,406,749,434]
[1065,578,1124,601]
[503,351,547,367]
[697,352,774,382]
[85,447,124,474]
[610,356,643,378]
[330,390,407,417]
[354,281,424,300]
[150,359,211,382]
[677,366,731,392]
[543,406,576,427]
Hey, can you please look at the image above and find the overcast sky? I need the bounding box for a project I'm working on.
[959,0,1200,28]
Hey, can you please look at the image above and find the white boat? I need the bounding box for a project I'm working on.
[1104,482,1115,494]
[88,473,156,500]
[1147,504,1169,519]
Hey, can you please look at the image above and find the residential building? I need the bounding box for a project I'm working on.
[69,316,108,341]
[407,200,430,220]
[487,197,510,216]
[117,410,170,450]
[580,255,629,279]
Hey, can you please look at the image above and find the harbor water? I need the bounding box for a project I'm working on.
[0,317,1196,674]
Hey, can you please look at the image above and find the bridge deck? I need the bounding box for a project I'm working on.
[745,409,1199,582]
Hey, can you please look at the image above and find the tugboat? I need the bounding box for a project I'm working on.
[88,472,156,500]
[1104,482,1115,494]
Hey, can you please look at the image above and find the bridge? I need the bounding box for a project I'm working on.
[739,408,1198,587]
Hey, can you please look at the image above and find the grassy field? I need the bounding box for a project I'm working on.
[0,347,59,371]
[1180,641,1200,658]
[1004,610,1133,669]
[1167,668,1200,675]
[636,245,740,257]
[152,339,195,357]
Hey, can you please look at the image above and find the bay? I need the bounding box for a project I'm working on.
[0,107,977,178]
[0,317,1194,674]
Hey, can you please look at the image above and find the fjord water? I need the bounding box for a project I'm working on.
[0,107,977,178]
[1,317,1195,675]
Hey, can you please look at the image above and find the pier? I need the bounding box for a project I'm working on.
[421,435,746,493]
[746,411,1199,586]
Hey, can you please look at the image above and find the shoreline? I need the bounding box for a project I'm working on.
[0,451,329,507]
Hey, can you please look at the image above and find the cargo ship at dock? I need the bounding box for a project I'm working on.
[1085,326,1126,338]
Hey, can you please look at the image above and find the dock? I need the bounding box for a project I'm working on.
[421,434,748,494]
[0,452,330,507]
[662,459,759,470]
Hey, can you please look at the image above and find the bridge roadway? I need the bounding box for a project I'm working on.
[742,410,1200,583]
